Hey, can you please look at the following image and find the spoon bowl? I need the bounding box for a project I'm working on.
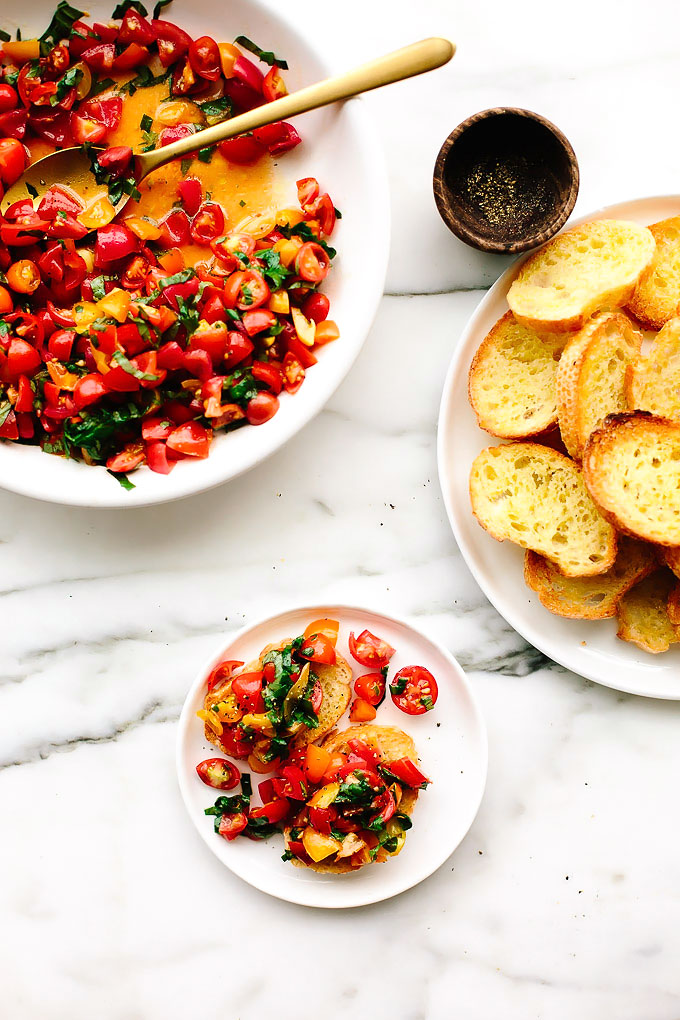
[0,145,129,219]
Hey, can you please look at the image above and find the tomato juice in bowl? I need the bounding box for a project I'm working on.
[0,0,390,506]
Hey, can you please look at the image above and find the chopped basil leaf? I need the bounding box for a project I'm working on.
[420,695,434,711]
[140,129,158,152]
[0,400,13,427]
[111,349,157,381]
[26,183,38,199]
[180,158,193,175]
[389,674,407,696]
[239,199,246,207]
[107,470,136,490]
[111,1,148,17]
[90,77,115,96]
[197,146,214,163]
[256,248,289,288]
[49,65,83,106]
[40,1,85,48]
[240,773,252,798]
[118,64,169,96]
[199,96,233,126]
[279,221,336,258]
[152,0,172,16]
[140,113,153,132]
[0,29,10,43]
[234,35,288,69]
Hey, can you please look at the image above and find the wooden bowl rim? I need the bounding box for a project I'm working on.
[432,106,580,254]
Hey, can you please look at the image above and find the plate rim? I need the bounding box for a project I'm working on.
[175,601,488,908]
[437,193,680,701]
[0,0,391,509]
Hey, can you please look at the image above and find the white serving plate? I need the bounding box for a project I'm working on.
[0,0,389,507]
[438,195,680,700]
[176,604,487,908]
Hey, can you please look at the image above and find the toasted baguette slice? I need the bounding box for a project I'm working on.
[556,311,642,460]
[507,220,655,332]
[626,317,680,421]
[668,581,680,627]
[470,443,616,576]
[284,725,420,874]
[468,311,567,439]
[204,639,352,755]
[583,412,680,546]
[627,216,680,329]
[663,546,680,580]
[524,537,656,619]
[616,570,680,653]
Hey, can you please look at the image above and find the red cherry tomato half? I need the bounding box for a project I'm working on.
[296,177,319,206]
[106,443,145,474]
[348,629,396,669]
[235,269,269,310]
[282,352,304,394]
[188,35,221,81]
[387,757,431,789]
[189,201,225,245]
[218,811,248,840]
[249,798,289,825]
[354,672,386,707]
[262,65,287,102]
[231,671,264,714]
[73,373,107,410]
[389,665,438,716]
[166,420,211,458]
[245,391,279,425]
[299,632,336,665]
[152,19,192,67]
[206,659,245,692]
[294,241,330,283]
[0,138,27,185]
[196,757,241,790]
[218,134,265,165]
[251,361,282,394]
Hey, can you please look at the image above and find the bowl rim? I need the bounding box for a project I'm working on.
[432,105,580,254]
[0,0,391,509]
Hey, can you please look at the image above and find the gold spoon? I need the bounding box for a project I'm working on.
[0,37,454,219]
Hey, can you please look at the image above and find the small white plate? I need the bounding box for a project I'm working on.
[438,195,680,700]
[176,604,487,908]
[0,0,389,507]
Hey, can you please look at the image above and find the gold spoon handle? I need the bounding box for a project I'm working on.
[137,37,454,177]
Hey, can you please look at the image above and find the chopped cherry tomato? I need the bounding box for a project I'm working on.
[295,242,330,283]
[354,672,386,707]
[297,177,319,206]
[224,330,253,368]
[206,659,245,693]
[218,135,265,165]
[251,361,282,394]
[70,110,107,144]
[6,260,40,294]
[94,224,138,264]
[106,443,145,474]
[350,698,377,723]
[113,43,150,71]
[246,391,279,425]
[188,35,221,81]
[166,420,211,458]
[232,54,264,93]
[177,177,202,216]
[231,671,265,714]
[249,798,290,825]
[304,745,332,784]
[0,108,27,139]
[309,193,336,236]
[348,629,396,669]
[252,121,301,156]
[0,84,19,112]
[386,757,431,789]
[0,138,27,185]
[262,65,287,102]
[0,287,13,315]
[15,375,33,413]
[389,665,438,715]
[158,209,191,247]
[272,765,307,801]
[189,202,225,245]
[73,373,107,410]
[6,338,40,380]
[196,757,240,790]
[303,618,339,645]
[47,329,75,361]
[218,811,248,841]
[347,738,383,772]
[282,352,304,393]
[171,57,196,95]
[299,632,336,665]
[119,8,155,46]
[242,309,276,336]
[81,43,116,72]
[152,19,192,67]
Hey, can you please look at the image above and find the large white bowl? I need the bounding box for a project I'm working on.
[438,195,680,700]
[0,0,390,507]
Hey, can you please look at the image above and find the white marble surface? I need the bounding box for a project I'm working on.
[3,1,680,1017]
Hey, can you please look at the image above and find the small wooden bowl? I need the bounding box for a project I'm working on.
[433,108,579,254]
